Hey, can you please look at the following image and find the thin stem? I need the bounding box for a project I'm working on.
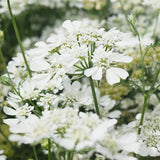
[67,151,73,160]
[89,77,100,117]
[138,93,149,134]
[128,80,144,94]
[33,145,38,160]
[130,23,145,91]
[151,83,160,94]
[7,0,32,78]
[48,139,51,160]
[153,9,159,37]
[149,65,160,93]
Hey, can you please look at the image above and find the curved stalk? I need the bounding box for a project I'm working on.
[33,145,39,160]
[7,0,32,78]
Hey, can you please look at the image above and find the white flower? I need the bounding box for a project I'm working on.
[59,77,93,107]
[84,43,132,84]
[19,80,39,100]
[3,103,33,118]
[9,112,57,144]
[62,20,81,34]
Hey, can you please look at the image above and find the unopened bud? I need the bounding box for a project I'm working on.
[128,14,136,25]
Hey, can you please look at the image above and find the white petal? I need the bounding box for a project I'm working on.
[3,119,19,126]
[9,134,23,142]
[108,110,121,118]
[84,67,98,77]
[111,67,129,79]
[113,54,133,63]
[0,150,4,154]
[35,41,48,48]
[91,119,117,141]
[106,68,120,85]
[92,67,102,80]
[62,20,73,32]
[3,106,16,115]
[149,147,159,156]
[72,81,81,91]
[30,58,50,71]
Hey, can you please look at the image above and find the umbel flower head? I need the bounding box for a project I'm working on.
[6,20,135,87]
[2,19,140,160]
[48,20,135,85]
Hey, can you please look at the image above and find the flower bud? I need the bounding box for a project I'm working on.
[128,14,135,25]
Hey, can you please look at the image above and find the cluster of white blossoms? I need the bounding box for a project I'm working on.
[142,0,160,10]
[0,0,108,15]
[4,104,139,159]
[7,20,136,86]
[16,18,106,52]
[114,104,160,158]
[1,20,140,159]
[4,106,114,149]
[109,0,159,40]
[137,104,160,156]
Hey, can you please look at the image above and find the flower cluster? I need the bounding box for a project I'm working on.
[1,0,160,159]
[0,0,108,15]
[142,0,160,10]
[137,104,160,156]
[1,19,138,159]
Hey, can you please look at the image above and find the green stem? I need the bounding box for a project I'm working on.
[7,0,32,78]
[33,145,38,160]
[66,151,74,160]
[89,77,100,117]
[149,65,160,93]
[130,23,145,91]
[138,93,149,134]
[0,48,23,100]
[153,9,159,37]
[48,139,51,160]
[128,80,144,93]
[150,83,160,94]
